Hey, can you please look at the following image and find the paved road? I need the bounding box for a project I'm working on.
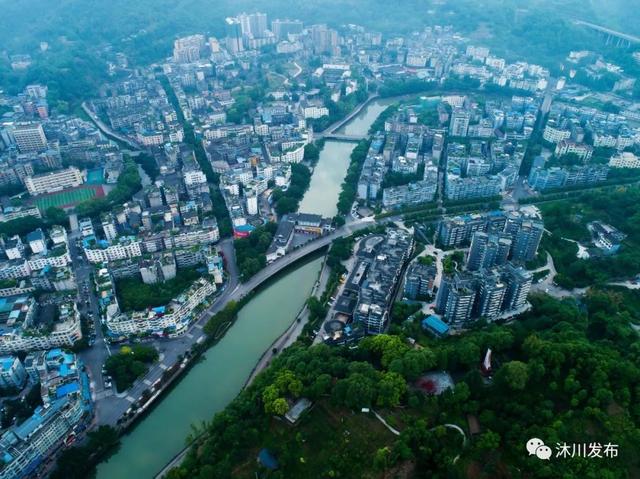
[82,102,143,151]
[70,231,110,397]
[89,220,373,426]
[89,237,239,426]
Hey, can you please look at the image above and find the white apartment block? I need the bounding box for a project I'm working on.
[183,169,207,186]
[609,152,640,168]
[27,251,72,271]
[0,315,82,354]
[171,227,219,248]
[554,140,593,160]
[301,104,329,119]
[542,123,571,144]
[107,278,216,336]
[84,240,142,264]
[12,123,47,153]
[592,132,617,148]
[25,167,83,195]
[136,131,165,146]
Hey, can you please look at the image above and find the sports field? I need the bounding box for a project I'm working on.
[34,186,103,211]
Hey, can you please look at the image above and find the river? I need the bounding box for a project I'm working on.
[298,98,396,217]
[96,255,323,478]
[335,97,395,136]
[96,97,391,479]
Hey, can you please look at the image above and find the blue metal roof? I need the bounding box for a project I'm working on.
[422,315,449,335]
[56,382,79,399]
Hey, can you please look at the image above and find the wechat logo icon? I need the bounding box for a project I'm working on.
[526,438,552,460]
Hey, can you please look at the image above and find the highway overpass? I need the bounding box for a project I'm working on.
[574,20,640,47]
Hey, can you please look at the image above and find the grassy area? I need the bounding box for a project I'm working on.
[115,268,201,311]
[231,401,396,479]
[539,186,640,288]
[34,186,99,210]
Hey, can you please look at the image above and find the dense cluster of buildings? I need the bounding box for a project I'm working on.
[0,349,92,479]
[356,93,537,210]
[75,208,224,338]
[0,226,83,354]
[331,229,413,339]
[106,277,217,339]
[0,85,124,215]
[432,210,542,324]
[435,262,532,325]
[92,77,184,146]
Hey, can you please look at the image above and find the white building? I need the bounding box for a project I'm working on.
[4,237,24,260]
[609,151,640,168]
[543,123,571,144]
[83,238,142,264]
[300,101,329,119]
[245,191,258,216]
[0,356,27,389]
[0,302,82,354]
[554,140,593,160]
[24,167,83,195]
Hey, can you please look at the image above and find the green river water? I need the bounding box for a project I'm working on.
[96,97,395,479]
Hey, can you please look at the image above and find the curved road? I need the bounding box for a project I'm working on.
[95,220,373,426]
[81,102,143,151]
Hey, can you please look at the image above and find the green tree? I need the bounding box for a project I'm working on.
[376,371,406,407]
[272,397,289,416]
[499,360,529,391]
[45,206,67,224]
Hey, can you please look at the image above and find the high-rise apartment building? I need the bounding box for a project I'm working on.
[172,35,205,63]
[501,263,533,311]
[271,19,303,39]
[225,18,244,53]
[436,274,477,324]
[476,272,507,319]
[13,123,48,153]
[448,108,471,137]
[509,218,544,263]
[467,232,511,271]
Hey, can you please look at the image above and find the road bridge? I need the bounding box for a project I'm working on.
[212,219,374,308]
[317,133,366,142]
[316,93,380,137]
[574,20,640,47]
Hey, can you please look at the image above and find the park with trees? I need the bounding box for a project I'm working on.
[539,185,640,288]
[234,222,278,281]
[165,286,640,478]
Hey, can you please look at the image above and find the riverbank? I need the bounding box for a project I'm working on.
[93,94,404,479]
[244,253,330,388]
[155,254,332,479]
[95,255,325,479]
